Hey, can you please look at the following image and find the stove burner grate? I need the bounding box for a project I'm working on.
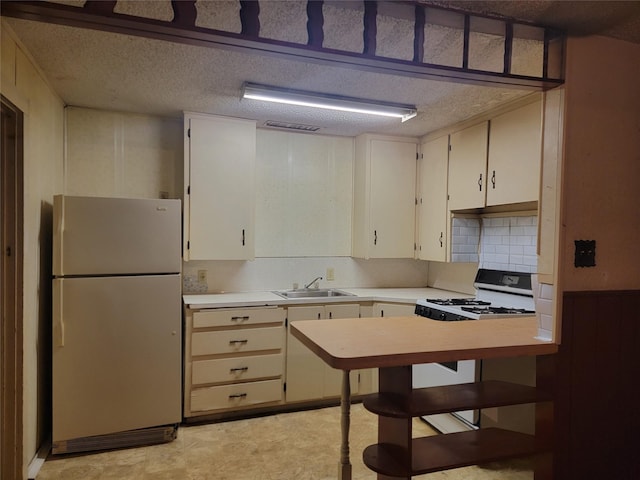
[427,299,491,306]
[460,306,535,315]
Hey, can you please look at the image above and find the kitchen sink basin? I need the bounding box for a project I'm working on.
[273,288,355,299]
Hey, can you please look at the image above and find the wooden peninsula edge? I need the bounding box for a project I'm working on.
[291,315,558,480]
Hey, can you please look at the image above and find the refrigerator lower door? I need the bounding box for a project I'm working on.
[52,275,181,444]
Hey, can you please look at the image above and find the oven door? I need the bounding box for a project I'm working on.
[412,359,479,429]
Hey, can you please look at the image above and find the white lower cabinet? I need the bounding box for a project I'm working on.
[372,302,417,317]
[185,300,403,418]
[363,302,417,394]
[285,304,365,402]
[184,306,286,418]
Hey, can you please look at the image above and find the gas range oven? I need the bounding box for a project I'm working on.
[412,269,536,433]
[415,269,535,321]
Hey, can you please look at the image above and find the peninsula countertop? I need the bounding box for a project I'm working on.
[290,315,557,370]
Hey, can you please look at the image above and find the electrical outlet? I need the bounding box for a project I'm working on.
[197,269,208,284]
[326,267,335,281]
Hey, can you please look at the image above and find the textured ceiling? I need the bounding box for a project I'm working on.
[4,1,640,137]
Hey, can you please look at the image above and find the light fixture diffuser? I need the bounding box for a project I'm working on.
[242,82,417,122]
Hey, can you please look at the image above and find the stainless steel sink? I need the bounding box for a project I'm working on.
[273,288,355,299]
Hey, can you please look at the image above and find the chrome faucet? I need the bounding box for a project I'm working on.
[303,276,323,289]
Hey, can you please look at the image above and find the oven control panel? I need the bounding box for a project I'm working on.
[474,268,532,293]
[415,304,471,321]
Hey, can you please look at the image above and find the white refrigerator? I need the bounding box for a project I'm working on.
[52,195,182,454]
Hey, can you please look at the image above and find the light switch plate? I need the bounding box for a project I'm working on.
[197,269,208,284]
[326,267,335,281]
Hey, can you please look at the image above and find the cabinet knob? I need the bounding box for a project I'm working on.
[491,170,496,189]
[374,230,377,245]
[478,173,483,191]
[439,232,443,247]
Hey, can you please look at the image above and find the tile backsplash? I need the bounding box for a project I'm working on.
[479,215,538,273]
[451,217,480,263]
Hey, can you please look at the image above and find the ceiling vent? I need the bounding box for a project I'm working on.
[263,120,321,132]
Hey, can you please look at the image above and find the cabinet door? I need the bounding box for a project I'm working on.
[418,136,449,261]
[370,140,417,258]
[367,302,417,394]
[185,114,256,260]
[372,302,417,317]
[486,100,542,206]
[285,306,325,402]
[447,122,488,210]
[323,304,361,397]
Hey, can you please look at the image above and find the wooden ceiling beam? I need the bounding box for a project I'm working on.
[0,0,564,90]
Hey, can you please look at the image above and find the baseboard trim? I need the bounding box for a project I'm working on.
[27,438,50,480]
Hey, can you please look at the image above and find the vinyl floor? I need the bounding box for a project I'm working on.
[36,403,533,479]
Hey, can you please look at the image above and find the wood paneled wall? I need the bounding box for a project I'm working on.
[553,290,640,479]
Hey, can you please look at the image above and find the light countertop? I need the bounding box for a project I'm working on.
[182,287,473,309]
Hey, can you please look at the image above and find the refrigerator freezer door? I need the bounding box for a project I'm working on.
[53,195,181,276]
[52,275,181,442]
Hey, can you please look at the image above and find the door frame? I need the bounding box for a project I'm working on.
[1,94,25,480]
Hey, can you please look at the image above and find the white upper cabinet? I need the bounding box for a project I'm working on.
[447,98,543,212]
[184,113,256,260]
[447,122,489,211]
[417,135,449,261]
[353,135,418,259]
[486,99,543,206]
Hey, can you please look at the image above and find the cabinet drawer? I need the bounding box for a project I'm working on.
[191,379,282,412]
[192,354,283,385]
[191,326,283,356]
[193,307,285,329]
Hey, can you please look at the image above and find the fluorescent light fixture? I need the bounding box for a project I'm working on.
[242,82,417,122]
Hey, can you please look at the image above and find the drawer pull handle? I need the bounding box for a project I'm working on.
[229,340,248,346]
[229,393,247,399]
[230,367,249,373]
[231,316,250,322]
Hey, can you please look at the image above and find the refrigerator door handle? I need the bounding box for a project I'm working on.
[53,281,65,347]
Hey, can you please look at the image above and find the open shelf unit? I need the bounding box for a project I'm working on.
[362,368,552,479]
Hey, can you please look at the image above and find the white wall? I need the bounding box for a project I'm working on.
[1,20,65,478]
[182,256,430,293]
[64,107,182,199]
[255,129,353,257]
[62,108,432,292]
